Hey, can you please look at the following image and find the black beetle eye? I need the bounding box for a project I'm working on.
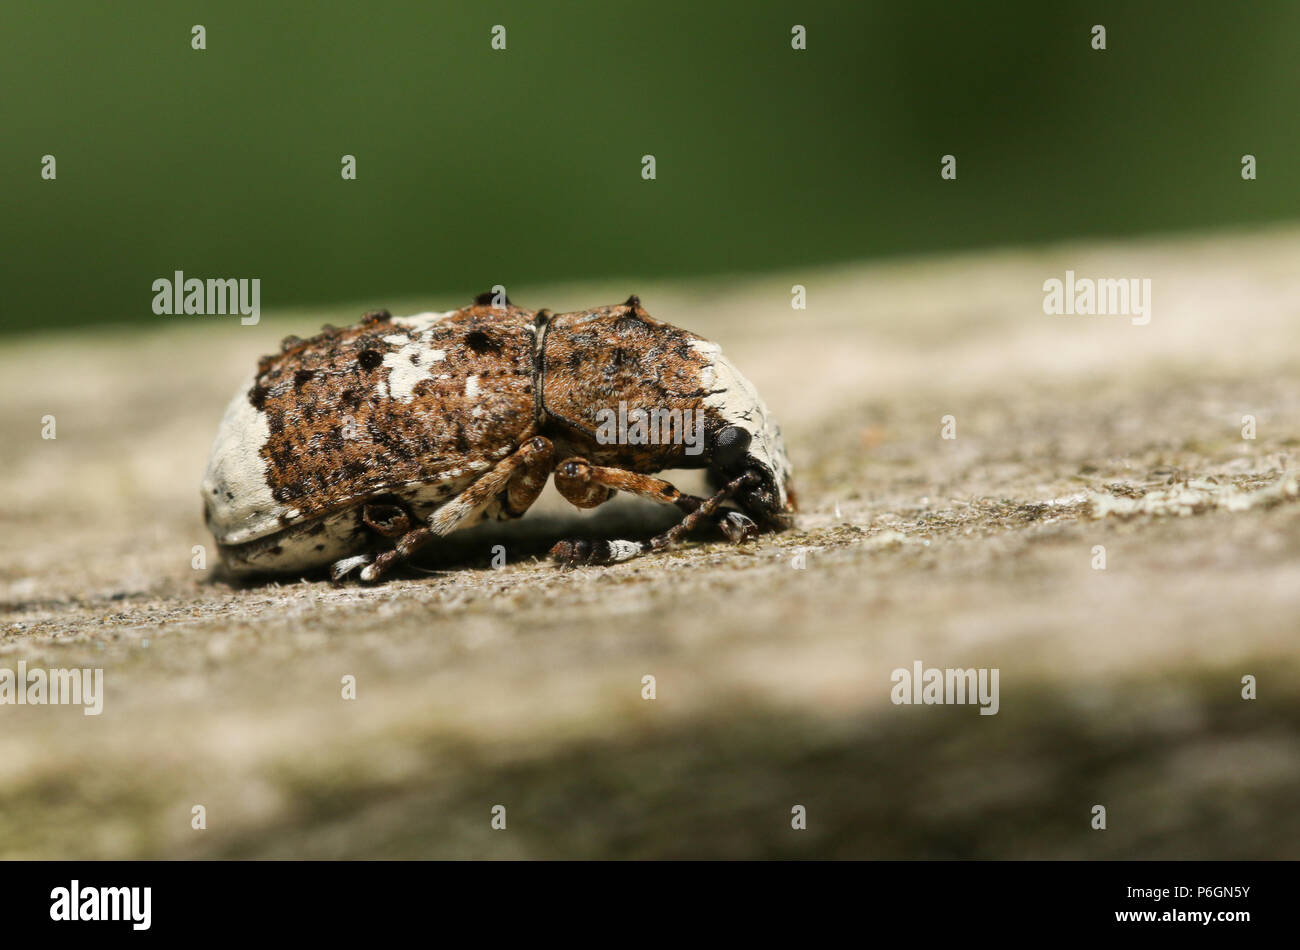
[711,425,751,470]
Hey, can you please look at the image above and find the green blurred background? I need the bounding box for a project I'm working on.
[2,0,1296,336]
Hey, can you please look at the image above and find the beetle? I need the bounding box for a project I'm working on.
[201,293,796,582]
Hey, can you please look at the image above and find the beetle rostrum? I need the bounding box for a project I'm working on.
[201,294,796,582]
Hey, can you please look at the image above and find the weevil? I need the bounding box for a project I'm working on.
[201,293,796,582]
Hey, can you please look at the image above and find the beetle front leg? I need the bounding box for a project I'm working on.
[553,459,757,546]
[550,470,760,566]
[355,437,552,583]
[553,458,702,515]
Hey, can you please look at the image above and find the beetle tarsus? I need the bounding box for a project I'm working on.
[330,552,374,585]
[717,510,758,544]
[550,538,640,567]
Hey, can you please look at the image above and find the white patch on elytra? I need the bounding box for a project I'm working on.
[201,377,292,544]
[380,310,457,400]
[689,340,793,509]
[465,375,480,399]
[382,340,447,402]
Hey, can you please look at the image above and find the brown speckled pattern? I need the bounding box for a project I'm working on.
[539,302,718,471]
[250,303,537,521]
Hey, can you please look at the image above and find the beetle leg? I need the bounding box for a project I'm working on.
[355,437,552,583]
[551,472,760,566]
[362,502,413,538]
[551,458,614,509]
[552,458,755,544]
[553,458,702,514]
[717,510,759,543]
[328,502,417,583]
[500,437,555,518]
[330,552,375,584]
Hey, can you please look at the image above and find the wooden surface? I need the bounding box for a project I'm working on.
[2,228,1298,858]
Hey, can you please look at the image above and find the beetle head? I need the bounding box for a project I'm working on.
[694,342,796,525]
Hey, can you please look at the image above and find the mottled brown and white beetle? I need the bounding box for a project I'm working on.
[201,294,795,582]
